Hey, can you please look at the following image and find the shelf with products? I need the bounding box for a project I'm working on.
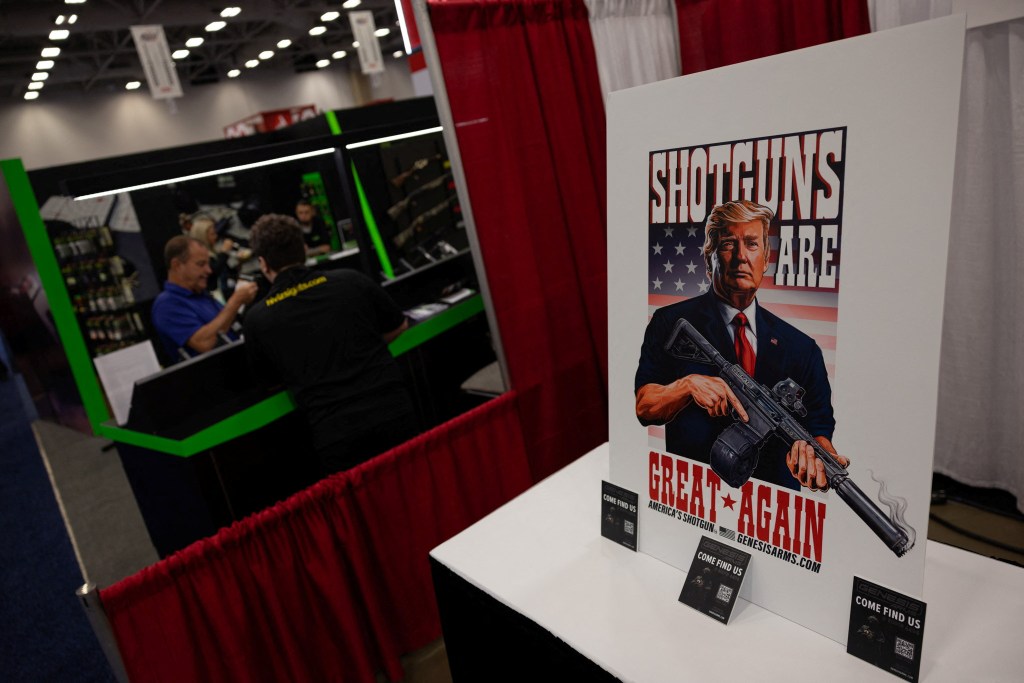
[47,221,150,358]
[344,127,467,278]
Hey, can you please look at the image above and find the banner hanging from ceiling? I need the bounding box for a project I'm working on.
[130,25,183,100]
[349,11,385,75]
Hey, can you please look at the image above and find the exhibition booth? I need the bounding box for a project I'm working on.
[2,1,1022,682]
[5,96,498,555]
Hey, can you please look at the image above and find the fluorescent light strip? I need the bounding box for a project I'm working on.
[345,126,442,150]
[74,148,337,201]
[394,0,413,54]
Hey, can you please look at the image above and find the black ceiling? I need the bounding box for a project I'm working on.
[0,0,408,101]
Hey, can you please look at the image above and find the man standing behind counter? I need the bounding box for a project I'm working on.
[295,199,332,257]
[244,214,418,473]
[151,236,257,362]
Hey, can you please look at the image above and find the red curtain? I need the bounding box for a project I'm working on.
[675,0,871,74]
[428,0,609,482]
[100,392,531,683]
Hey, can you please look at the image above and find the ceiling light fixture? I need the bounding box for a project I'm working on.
[68,15,78,24]
[394,0,412,54]
[245,59,259,68]
[172,49,189,60]
[277,39,292,49]
[259,50,274,60]
[345,127,443,150]
[392,50,403,59]
[36,60,55,70]
[342,0,362,8]
[64,0,86,5]
[41,47,61,58]
[316,59,330,68]
[126,81,141,90]
[185,37,204,48]
[31,72,50,81]
[73,148,339,201]
[332,50,347,59]
[28,82,44,91]
[374,28,390,37]
[321,11,340,21]
[352,41,360,48]
[55,15,66,25]
[49,29,70,40]
[25,92,40,100]
[221,7,241,18]
[206,21,227,32]
[227,69,240,78]
[309,26,327,36]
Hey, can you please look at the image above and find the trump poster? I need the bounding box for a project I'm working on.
[607,15,966,643]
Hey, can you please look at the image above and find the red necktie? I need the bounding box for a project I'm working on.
[733,312,756,376]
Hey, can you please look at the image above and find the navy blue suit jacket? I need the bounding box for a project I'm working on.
[635,292,835,489]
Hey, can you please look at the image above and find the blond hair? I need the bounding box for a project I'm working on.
[702,200,774,272]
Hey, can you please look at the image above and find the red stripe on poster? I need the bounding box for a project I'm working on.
[758,302,838,322]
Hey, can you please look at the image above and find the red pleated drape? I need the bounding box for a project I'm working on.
[674,0,871,74]
[99,392,532,683]
[428,0,609,482]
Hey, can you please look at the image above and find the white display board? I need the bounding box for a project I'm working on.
[607,16,965,643]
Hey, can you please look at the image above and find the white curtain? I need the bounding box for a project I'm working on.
[873,3,1024,509]
[867,0,952,32]
[936,17,1024,510]
[584,0,680,98]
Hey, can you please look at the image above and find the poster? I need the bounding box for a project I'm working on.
[607,16,965,643]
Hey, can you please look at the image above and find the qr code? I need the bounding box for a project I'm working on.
[624,520,635,535]
[716,584,733,603]
[895,637,915,660]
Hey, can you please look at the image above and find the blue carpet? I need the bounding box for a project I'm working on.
[0,375,115,682]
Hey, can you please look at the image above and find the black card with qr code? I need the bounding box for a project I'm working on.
[847,576,927,682]
[678,535,751,623]
[600,481,638,551]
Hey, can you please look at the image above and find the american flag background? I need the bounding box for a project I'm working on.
[647,223,839,380]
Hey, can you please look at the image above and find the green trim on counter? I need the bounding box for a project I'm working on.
[94,295,483,457]
[1,158,112,429]
[389,295,483,357]
[95,391,297,457]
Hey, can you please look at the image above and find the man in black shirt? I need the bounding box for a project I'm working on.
[244,214,417,473]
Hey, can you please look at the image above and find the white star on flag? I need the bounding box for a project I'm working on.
[652,277,663,290]
[698,281,710,293]
[663,261,674,273]
[652,243,663,255]
[675,243,686,255]
[664,227,674,237]
[687,226,698,237]
[674,279,685,291]
[686,261,698,273]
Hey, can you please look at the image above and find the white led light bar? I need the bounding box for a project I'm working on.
[74,148,337,201]
[345,127,443,150]
[394,0,413,55]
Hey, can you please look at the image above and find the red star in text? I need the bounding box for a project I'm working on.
[721,493,737,510]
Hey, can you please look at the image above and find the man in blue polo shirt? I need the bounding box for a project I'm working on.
[151,236,257,363]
